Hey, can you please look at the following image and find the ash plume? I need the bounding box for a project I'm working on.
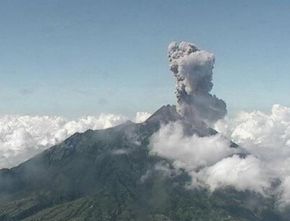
[168,41,227,125]
[148,42,290,208]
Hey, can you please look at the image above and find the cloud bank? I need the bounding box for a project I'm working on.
[215,104,290,206]
[0,112,151,169]
[150,122,236,171]
[150,104,290,207]
[150,121,271,194]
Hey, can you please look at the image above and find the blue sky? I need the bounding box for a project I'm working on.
[0,0,290,118]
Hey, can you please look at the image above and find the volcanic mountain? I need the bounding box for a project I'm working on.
[0,105,286,221]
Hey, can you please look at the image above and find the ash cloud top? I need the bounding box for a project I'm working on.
[168,41,226,125]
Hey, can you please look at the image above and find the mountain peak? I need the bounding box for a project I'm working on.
[145,105,181,124]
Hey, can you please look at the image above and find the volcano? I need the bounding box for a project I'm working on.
[0,105,285,221]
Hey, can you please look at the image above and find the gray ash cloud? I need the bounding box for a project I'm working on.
[168,41,226,125]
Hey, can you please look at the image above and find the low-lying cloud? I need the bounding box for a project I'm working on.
[215,104,290,207]
[203,155,271,194]
[0,112,151,169]
[150,122,236,171]
[150,105,290,207]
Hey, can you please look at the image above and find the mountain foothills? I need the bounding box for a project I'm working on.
[0,105,288,221]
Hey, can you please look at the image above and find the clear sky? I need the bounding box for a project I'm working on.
[0,0,290,118]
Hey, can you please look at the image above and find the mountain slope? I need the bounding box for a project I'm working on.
[0,105,286,221]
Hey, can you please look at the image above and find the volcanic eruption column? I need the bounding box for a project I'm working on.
[168,41,227,125]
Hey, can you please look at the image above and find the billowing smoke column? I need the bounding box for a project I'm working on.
[168,41,227,125]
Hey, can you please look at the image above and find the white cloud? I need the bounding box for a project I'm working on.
[135,112,151,123]
[202,155,271,194]
[0,110,154,169]
[214,105,290,207]
[0,114,128,168]
[149,105,290,206]
[0,111,154,169]
[150,122,272,195]
[150,122,236,171]
[215,104,290,161]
